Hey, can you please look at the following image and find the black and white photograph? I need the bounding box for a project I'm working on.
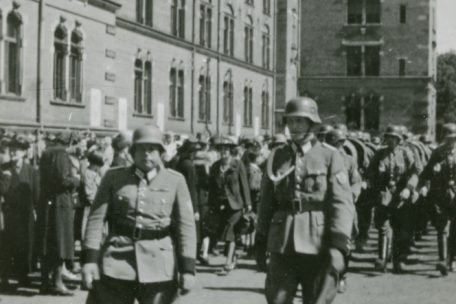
[0,0,455,303]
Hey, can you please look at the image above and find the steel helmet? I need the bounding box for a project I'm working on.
[284,97,321,123]
[131,125,165,151]
[333,123,348,134]
[383,125,403,140]
[213,136,237,148]
[327,129,347,145]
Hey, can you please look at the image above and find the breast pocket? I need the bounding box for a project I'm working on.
[112,195,130,216]
[303,169,327,194]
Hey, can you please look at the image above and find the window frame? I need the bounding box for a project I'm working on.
[223,71,234,125]
[244,17,254,63]
[4,11,22,96]
[53,24,68,101]
[243,84,253,127]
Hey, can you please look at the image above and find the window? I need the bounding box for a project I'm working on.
[262,26,271,69]
[53,23,68,101]
[365,46,380,76]
[169,66,184,118]
[263,0,270,15]
[199,1,212,47]
[400,5,406,24]
[244,16,254,63]
[348,0,381,24]
[136,0,153,26]
[261,88,269,129]
[243,85,253,127]
[345,93,362,129]
[347,0,362,24]
[223,6,235,56]
[399,58,406,76]
[5,11,22,95]
[171,0,185,38]
[223,71,233,125]
[69,28,83,102]
[346,46,380,76]
[346,46,362,76]
[366,0,381,24]
[364,93,380,130]
[198,74,211,121]
[134,59,153,115]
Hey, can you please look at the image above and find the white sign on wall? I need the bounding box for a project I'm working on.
[118,97,128,130]
[235,113,241,137]
[254,116,260,136]
[156,102,165,131]
[89,89,102,127]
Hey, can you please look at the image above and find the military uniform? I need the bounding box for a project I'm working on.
[257,97,354,304]
[420,124,456,275]
[366,126,419,272]
[83,126,196,304]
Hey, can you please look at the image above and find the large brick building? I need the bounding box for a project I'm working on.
[0,0,275,137]
[297,0,437,136]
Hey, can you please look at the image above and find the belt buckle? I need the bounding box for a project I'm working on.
[132,225,142,241]
[291,199,302,213]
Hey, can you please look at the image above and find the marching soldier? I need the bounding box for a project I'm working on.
[326,128,362,293]
[82,125,197,304]
[367,125,420,273]
[419,123,456,275]
[257,97,354,304]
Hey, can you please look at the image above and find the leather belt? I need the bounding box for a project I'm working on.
[283,199,324,214]
[113,224,170,241]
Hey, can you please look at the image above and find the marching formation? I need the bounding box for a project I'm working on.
[0,97,454,304]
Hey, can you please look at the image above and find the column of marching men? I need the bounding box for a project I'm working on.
[0,109,456,302]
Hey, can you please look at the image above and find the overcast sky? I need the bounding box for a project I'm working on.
[437,0,456,53]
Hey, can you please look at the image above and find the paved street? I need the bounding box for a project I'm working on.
[1,229,455,304]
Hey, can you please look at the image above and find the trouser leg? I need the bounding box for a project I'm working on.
[137,281,178,304]
[86,275,136,304]
[265,253,299,304]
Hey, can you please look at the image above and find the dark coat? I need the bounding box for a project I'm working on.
[36,146,80,260]
[0,162,39,274]
[175,157,199,211]
[208,158,251,211]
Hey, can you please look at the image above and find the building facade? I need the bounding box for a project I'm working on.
[297,0,437,136]
[0,0,275,138]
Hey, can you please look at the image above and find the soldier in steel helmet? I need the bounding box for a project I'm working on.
[316,124,334,143]
[326,128,362,293]
[366,125,420,274]
[257,97,354,304]
[82,125,197,304]
[419,123,456,275]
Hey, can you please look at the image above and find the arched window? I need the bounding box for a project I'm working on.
[137,0,153,26]
[53,21,68,100]
[198,72,211,122]
[261,83,269,129]
[5,10,22,95]
[134,57,153,115]
[364,92,380,131]
[244,16,253,63]
[243,82,253,127]
[223,5,235,56]
[223,70,233,125]
[69,25,83,102]
[171,0,185,38]
[169,62,184,118]
[262,25,270,69]
[199,0,212,48]
[345,92,362,130]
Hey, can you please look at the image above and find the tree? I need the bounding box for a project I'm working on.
[436,52,456,124]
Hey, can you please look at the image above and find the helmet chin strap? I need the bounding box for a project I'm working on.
[293,123,314,146]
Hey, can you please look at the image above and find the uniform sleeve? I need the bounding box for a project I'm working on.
[182,161,199,211]
[403,149,419,190]
[419,149,438,187]
[349,159,362,203]
[82,170,113,264]
[326,151,355,255]
[172,175,197,275]
[257,170,274,237]
[0,169,12,195]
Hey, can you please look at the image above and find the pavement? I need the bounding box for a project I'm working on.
[1,228,456,304]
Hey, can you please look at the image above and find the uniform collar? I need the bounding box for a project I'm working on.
[134,167,158,183]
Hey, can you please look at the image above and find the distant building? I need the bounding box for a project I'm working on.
[0,0,275,138]
[296,0,437,136]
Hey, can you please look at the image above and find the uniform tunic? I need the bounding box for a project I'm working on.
[83,166,196,283]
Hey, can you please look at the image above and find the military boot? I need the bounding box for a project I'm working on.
[374,234,389,273]
[436,233,449,276]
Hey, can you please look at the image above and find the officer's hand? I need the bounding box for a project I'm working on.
[361,181,368,190]
[179,273,196,295]
[419,186,428,197]
[82,263,100,290]
[329,248,345,273]
[1,170,11,176]
[245,205,252,213]
[194,212,200,221]
[400,188,411,200]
